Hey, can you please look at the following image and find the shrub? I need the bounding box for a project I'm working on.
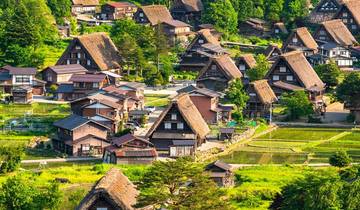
[329,151,352,168]
[0,146,24,173]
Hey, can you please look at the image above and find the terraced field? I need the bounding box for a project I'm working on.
[220,127,360,164]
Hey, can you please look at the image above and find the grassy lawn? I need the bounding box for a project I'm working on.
[220,127,359,164]
[39,40,69,69]
[145,94,170,107]
[0,163,148,210]
[228,165,335,209]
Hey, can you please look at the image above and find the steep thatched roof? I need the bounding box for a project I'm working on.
[320,19,358,46]
[146,93,210,139]
[140,5,173,25]
[198,55,242,80]
[251,80,277,104]
[342,0,360,25]
[284,27,318,51]
[76,168,138,210]
[238,54,256,68]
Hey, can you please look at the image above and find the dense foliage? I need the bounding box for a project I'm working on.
[314,62,341,88]
[280,90,313,120]
[336,72,360,107]
[247,54,270,81]
[137,157,232,210]
[329,151,352,168]
[0,146,24,174]
[225,79,249,122]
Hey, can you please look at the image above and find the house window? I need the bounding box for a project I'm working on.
[249,93,256,97]
[47,75,52,81]
[177,122,184,130]
[96,208,108,210]
[319,30,326,35]
[343,12,348,17]
[279,67,286,72]
[93,83,99,88]
[139,13,143,17]
[211,65,217,70]
[77,53,81,59]
[81,144,90,152]
[15,75,30,83]
[274,29,279,33]
[87,59,91,66]
[286,75,293,81]
[75,46,81,50]
[292,37,298,43]
[198,39,204,44]
[171,113,177,120]
[343,19,348,23]
[239,65,246,71]
[352,25,357,29]
[66,59,70,65]
[76,60,80,64]
[164,122,171,129]
[273,75,279,81]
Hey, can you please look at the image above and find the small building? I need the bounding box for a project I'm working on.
[282,27,319,56]
[265,51,326,109]
[160,20,194,46]
[272,22,288,37]
[179,29,224,71]
[146,93,210,157]
[219,128,235,141]
[76,168,139,210]
[53,114,110,157]
[196,55,242,92]
[244,80,278,119]
[313,19,358,47]
[237,54,256,84]
[308,0,345,24]
[71,0,99,15]
[56,33,121,72]
[12,86,33,104]
[103,134,157,164]
[310,42,353,69]
[100,1,138,20]
[170,0,204,27]
[177,85,230,124]
[102,71,122,85]
[239,18,270,38]
[205,160,234,187]
[333,0,360,35]
[264,45,283,62]
[134,5,173,26]
[42,64,88,87]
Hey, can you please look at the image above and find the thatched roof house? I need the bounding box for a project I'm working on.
[135,5,173,26]
[283,27,319,55]
[76,168,138,210]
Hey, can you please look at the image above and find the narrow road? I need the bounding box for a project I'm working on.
[230,162,359,169]
[21,157,101,164]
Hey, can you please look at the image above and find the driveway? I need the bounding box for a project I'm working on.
[323,102,350,123]
[32,96,69,104]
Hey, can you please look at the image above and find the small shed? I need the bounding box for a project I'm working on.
[169,140,196,157]
[205,160,234,187]
[12,86,33,104]
[219,128,235,141]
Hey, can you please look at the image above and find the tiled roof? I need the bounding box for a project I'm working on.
[53,114,108,131]
[2,65,37,75]
[47,64,88,74]
[70,73,107,82]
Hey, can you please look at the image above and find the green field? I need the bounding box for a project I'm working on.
[145,94,170,107]
[220,127,360,164]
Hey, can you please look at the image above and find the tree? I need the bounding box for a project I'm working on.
[314,61,341,88]
[231,0,255,22]
[336,72,360,107]
[225,78,249,122]
[265,0,284,22]
[137,157,232,210]
[0,146,24,174]
[329,151,352,168]
[0,176,62,210]
[202,0,238,34]
[247,54,270,81]
[280,90,313,120]
[271,172,343,210]
[46,0,72,24]
[282,0,310,23]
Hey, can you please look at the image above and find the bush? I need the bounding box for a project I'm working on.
[0,146,24,173]
[329,151,352,168]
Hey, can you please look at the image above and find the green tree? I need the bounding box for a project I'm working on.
[231,0,255,22]
[314,61,341,88]
[282,0,310,23]
[46,0,72,24]
[329,151,352,168]
[137,157,232,210]
[280,90,313,120]
[202,0,238,34]
[225,78,249,122]
[336,72,360,107]
[0,176,62,210]
[247,54,270,81]
[0,146,24,174]
[265,0,284,22]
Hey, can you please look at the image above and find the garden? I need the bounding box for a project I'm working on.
[220,127,360,164]
[144,94,170,107]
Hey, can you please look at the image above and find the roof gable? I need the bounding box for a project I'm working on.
[197,55,242,81]
[285,27,318,50]
[320,19,357,46]
[140,5,173,25]
[53,114,109,131]
[238,54,256,68]
[341,0,360,25]
[251,80,277,104]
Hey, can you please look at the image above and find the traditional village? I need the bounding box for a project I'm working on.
[0,0,359,209]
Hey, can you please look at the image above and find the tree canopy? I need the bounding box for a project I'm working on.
[314,61,341,88]
[336,72,360,106]
[247,54,270,81]
[280,90,313,120]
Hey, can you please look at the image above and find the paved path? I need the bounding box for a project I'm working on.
[135,108,164,137]
[322,102,350,123]
[230,162,359,169]
[21,157,101,164]
[32,96,69,104]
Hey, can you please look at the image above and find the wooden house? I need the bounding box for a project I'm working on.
[205,160,234,187]
[265,51,326,108]
[310,42,354,69]
[99,1,138,20]
[272,22,288,37]
[264,45,283,62]
[53,114,110,157]
[42,64,88,87]
[309,0,345,24]
[71,0,99,14]
[282,27,319,56]
[146,93,210,157]
[333,0,360,35]
[219,128,235,141]
[0,66,45,102]
[244,80,277,119]
[102,84,144,111]
[177,85,231,124]
[134,5,173,26]
[70,73,109,99]
[103,134,157,164]
[313,19,358,47]
[170,0,204,27]
[238,18,270,37]
[179,29,224,71]
[160,20,194,46]
[196,55,242,92]
[56,33,121,72]
[237,54,256,84]
[76,168,138,210]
